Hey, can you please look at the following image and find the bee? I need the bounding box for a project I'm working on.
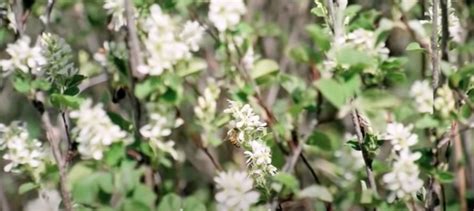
[226,128,240,148]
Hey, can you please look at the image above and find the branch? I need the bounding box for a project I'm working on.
[351,107,378,195]
[124,0,143,139]
[427,0,443,209]
[38,108,73,211]
[202,147,223,172]
[431,0,441,93]
[452,122,467,211]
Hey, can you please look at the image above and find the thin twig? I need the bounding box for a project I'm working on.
[45,0,56,26]
[202,147,223,172]
[351,107,378,195]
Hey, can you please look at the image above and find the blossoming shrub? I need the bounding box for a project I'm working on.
[0,0,472,210]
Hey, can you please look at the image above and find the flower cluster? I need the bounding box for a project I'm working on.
[138,5,205,76]
[0,122,45,173]
[383,122,423,201]
[384,122,418,151]
[70,99,128,160]
[410,80,433,114]
[103,0,126,31]
[40,33,78,80]
[321,28,390,77]
[434,84,456,118]
[194,81,221,124]
[224,100,276,186]
[0,36,46,75]
[208,0,246,32]
[214,171,260,211]
[345,29,390,59]
[140,113,182,160]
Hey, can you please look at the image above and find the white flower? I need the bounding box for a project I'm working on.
[244,140,277,185]
[384,122,418,151]
[180,21,205,52]
[140,113,172,139]
[0,122,45,173]
[104,0,126,31]
[383,150,423,201]
[214,171,260,211]
[24,189,62,211]
[241,47,255,71]
[434,84,455,118]
[345,29,390,59]
[140,113,179,160]
[194,82,220,123]
[224,100,276,186]
[0,36,46,75]
[208,0,246,32]
[410,80,433,114]
[139,4,198,75]
[224,101,266,133]
[70,99,128,160]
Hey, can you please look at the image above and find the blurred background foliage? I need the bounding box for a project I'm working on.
[0,0,474,210]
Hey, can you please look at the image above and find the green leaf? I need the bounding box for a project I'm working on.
[19,182,37,194]
[346,140,361,151]
[135,76,162,100]
[104,143,125,166]
[289,46,310,63]
[31,79,51,91]
[406,42,424,52]
[435,170,454,184]
[67,163,94,189]
[97,173,114,193]
[13,76,31,93]
[133,184,156,208]
[307,131,332,150]
[251,59,279,79]
[183,197,206,211]
[306,24,331,51]
[273,172,300,192]
[119,161,142,192]
[66,74,86,88]
[72,175,99,204]
[63,86,80,96]
[335,47,373,66]
[177,58,207,77]
[123,199,149,211]
[297,185,333,202]
[50,94,83,109]
[415,115,440,129]
[107,112,133,132]
[316,79,345,108]
[157,193,182,211]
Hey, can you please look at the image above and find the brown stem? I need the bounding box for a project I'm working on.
[453,122,467,211]
[202,147,223,172]
[40,111,73,211]
[427,0,443,209]
[351,108,378,196]
[123,0,143,139]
